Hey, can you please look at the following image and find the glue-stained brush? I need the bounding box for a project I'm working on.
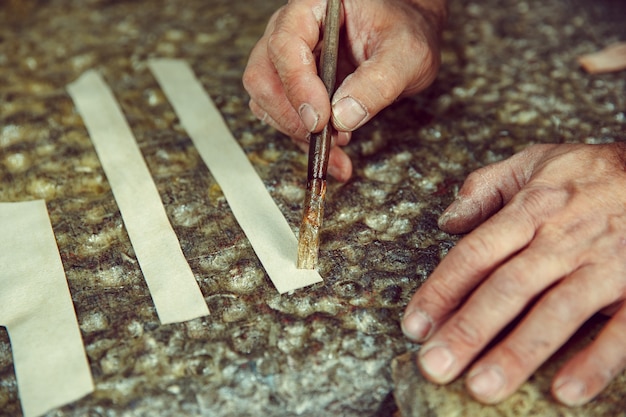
[297,0,342,269]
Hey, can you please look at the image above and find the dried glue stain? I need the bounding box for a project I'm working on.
[311,3,326,24]
[80,311,110,334]
[363,212,390,232]
[362,152,413,184]
[276,181,305,203]
[225,262,265,294]
[170,202,205,227]
[220,298,249,323]
[94,266,130,287]
[299,43,314,66]
[81,229,123,256]
[204,244,242,272]
[268,294,341,317]
[26,177,59,199]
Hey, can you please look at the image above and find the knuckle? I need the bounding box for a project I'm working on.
[541,286,582,324]
[247,99,263,120]
[488,267,528,304]
[518,187,550,214]
[461,168,491,195]
[498,342,532,372]
[402,36,440,92]
[277,110,305,137]
[242,66,260,94]
[508,186,564,229]
[524,143,556,157]
[425,279,462,312]
[452,234,494,276]
[267,30,291,64]
[487,248,574,312]
[242,67,277,108]
[417,40,438,66]
[447,315,483,349]
[411,42,439,74]
[365,65,402,104]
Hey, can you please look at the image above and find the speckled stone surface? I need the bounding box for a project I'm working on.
[392,317,626,417]
[0,0,624,416]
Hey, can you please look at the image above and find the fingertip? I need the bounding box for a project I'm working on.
[298,103,320,133]
[466,365,507,404]
[437,199,460,230]
[437,196,481,234]
[331,95,369,131]
[265,4,333,133]
[401,308,434,342]
[327,148,352,182]
[553,378,589,407]
[418,343,457,384]
[335,130,351,146]
[248,99,266,121]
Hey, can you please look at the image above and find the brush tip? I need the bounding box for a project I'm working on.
[297,178,327,269]
[297,218,320,269]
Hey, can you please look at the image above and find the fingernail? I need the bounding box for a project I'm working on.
[401,309,433,342]
[467,365,505,401]
[332,96,368,130]
[299,103,319,132]
[437,198,460,228]
[554,379,587,406]
[419,344,456,383]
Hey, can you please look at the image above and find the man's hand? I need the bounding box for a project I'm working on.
[402,142,626,406]
[243,0,446,181]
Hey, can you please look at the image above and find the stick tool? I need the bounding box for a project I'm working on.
[297,0,342,269]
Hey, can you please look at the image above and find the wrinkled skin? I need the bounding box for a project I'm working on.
[403,143,626,406]
[242,0,626,407]
[243,0,444,181]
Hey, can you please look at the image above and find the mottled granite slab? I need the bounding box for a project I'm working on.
[0,0,625,416]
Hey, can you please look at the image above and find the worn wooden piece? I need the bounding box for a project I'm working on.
[578,42,626,74]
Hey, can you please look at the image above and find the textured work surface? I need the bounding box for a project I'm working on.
[392,317,626,417]
[1,0,625,416]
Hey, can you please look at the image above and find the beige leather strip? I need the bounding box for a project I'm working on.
[68,71,210,323]
[148,59,323,293]
[0,200,94,417]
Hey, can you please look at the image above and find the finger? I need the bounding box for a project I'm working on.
[248,99,303,140]
[403,174,573,343]
[415,238,577,385]
[330,32,438,132]
[438,144,554,234]
[267,0,336,133]
[244,35,311,140]
[437,163,523,234]
[335,130,351,146]
[294,139,353,182]
[328,146,353,181]
[464,264,621,404]
[552,304,626,406]
[402,193,540,343]
[600,300,623,317]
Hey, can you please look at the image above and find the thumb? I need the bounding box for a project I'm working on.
[330,39,439,132]
[438,150,541,234]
